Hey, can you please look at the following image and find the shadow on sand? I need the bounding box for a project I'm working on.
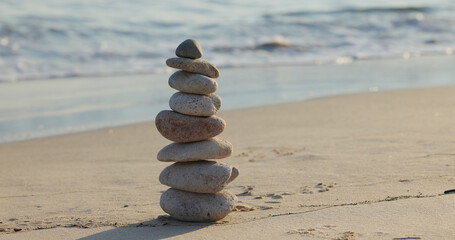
[78,216,218,240]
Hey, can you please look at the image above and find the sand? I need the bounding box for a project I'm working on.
[1,86,454,239]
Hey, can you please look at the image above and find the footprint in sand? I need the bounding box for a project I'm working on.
[287,228,317,236]
[235,148,265,162]
[257,206,275,210]
[337,231,356,240]
[235,146,306,162]
[233,205,255,212]
[300,182,337,194]
[273,146,306,156]
[301,186,314,194]
[266,193,283,199]
[262,192,291,201]
[287,226,356,240]
[315,182,337,193]
[237,185,255,196]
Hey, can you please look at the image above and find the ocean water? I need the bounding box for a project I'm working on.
[1,0,455,143]
[1,0,455,82]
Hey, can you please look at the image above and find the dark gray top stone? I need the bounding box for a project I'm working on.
[175,39,203,59]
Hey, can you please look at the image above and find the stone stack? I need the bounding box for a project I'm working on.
[156,39,238,222]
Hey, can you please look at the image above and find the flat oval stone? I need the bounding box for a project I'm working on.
[159,161,239,193]
[175,39,203,59]
[166,58,220,78]
[160,188,237,222]
[155,110,225,142]
[157,138,233,162]
[169,71,218,95]
[170,92,221,117]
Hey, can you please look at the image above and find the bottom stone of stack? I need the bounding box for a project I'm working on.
[160,188,238,222]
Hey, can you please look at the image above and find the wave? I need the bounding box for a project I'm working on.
[0,67,170,83]
[1,48,453,83]
[266,6,436,18]
[1,0,455,83]
[213,36,307,52]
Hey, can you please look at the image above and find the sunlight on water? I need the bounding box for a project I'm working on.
[0,0,454,82]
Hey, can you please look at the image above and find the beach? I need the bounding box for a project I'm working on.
[2,0,455,239]
[1,86,454,239]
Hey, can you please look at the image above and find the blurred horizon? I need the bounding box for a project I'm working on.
[1,0,455,82]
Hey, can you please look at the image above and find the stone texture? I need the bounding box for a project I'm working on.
[159,161,239,193]
[155,110,225,142]
[175,39,203,59]
[160,188,237,222]
[169,92,221,117]
[169,71,218,95]
[166,58,220,78]
[157,138,233,162]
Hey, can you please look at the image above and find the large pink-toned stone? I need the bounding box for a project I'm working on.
[155,110,225,142]
[166,58,220,78]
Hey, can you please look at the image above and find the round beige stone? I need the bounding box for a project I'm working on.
[159,161,239,193]
[169,71,218,95]
[169,92,221,117]
[157,138,233,162]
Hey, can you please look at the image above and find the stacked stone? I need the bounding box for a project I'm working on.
[156,39,238,222]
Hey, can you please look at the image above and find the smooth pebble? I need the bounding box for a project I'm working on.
[175,39,203,59]
[157,138,233,162]
[170,92,221,117]
[160,188,237,222]
[159,161,238,193]
[166,58,220,78]
[155,110,225,143]
[169,71,218,95]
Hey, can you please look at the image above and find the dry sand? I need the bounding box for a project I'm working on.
[1,86,454,239]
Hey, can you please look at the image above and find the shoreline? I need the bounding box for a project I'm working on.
[0,83,446,146]
[0,83,453,147]
[0,84,448,146]
[1,86,454,239]
[1,55,455,144]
